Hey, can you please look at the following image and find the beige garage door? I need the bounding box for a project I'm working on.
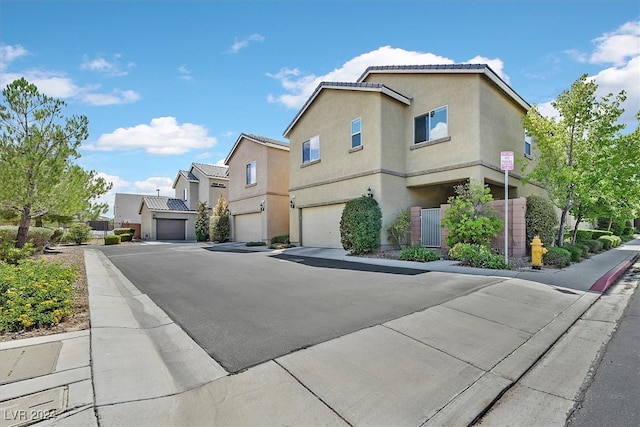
[234,213,262,242]
[301,204,345,248]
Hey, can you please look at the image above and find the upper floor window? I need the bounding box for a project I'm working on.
[524,135,532,157]
[246,161,257,185]
[351,118,362,149]
[414,106,448,144]
[302,135,320,164]
[182,188,187,201]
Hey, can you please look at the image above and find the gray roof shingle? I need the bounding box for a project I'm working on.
[142,196,192,212]
[192,163,229,178]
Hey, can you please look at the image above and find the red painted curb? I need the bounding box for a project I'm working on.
[589,256,637,293]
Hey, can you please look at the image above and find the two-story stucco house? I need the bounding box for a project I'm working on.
[139,162,229,241]
[224,133,290,243]
[284,64,542,249]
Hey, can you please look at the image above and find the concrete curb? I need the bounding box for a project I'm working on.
[590,253,640,293]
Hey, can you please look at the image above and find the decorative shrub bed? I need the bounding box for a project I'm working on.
[0,259,78,332]
[398,245,441,262]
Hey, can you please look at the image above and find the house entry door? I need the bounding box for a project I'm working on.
[421,208,441,247]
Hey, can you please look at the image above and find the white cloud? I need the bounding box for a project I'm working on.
[178,65,194,81]
[541,21,640,126]
[0,68,141,106]
[80,54,133,77]
[80,89,141,106]
[229,33,265,53]
[267,46,507,109]
[94,173,174,217]
[0,43,28,70]
[131,176,174,195]
[86,117,218,155]
[589,20,640,66]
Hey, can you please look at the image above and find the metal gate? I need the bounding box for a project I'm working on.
[421,208,441,247]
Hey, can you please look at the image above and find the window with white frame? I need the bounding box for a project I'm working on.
[525,135,532,157]
[351,118,362,149]
[302,135,320,164]
[182,188,187,201]
[414,106,448,144]
[246,161,257,185]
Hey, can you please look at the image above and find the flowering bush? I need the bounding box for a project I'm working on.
[0,258,78,332]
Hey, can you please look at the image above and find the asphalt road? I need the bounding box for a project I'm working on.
[98,243,500,372]
[568,272,640,427]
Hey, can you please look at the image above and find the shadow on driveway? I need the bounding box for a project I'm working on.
[269,253,427,275]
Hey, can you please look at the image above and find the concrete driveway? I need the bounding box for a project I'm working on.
[98,243,501,372]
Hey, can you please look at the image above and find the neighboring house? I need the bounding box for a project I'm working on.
[139,162,229,241]
[173,162,229,211]
[283,64,543,250]
[113,193,145,228]
[139,196,196,241]
[224,133,290,243]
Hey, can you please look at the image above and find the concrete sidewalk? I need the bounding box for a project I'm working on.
[1,238,638,426]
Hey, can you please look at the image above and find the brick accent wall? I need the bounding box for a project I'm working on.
[413,197,528,258]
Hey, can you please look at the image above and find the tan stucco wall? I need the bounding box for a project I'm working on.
[227,137,290,242]
[287,72,542,249]
[140,204,196,241]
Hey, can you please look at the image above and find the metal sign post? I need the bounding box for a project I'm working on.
[500,151,514,264]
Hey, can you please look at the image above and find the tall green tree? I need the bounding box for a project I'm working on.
[522,74,635,246]
[0,78,111,248]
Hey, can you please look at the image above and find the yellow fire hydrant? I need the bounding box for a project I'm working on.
[530,235,548,269]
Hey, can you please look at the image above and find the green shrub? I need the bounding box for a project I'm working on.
[340,196,382,255]
[386,210,411,249]
[448,243,508,269]
[271,234,290,244]
[195,201,210,242]
[0,259,77,332]
[575,229,593,241]
[443,181,503,247]
[582,239,604,253]
[543,247,571,268]
[597,235,620,250]
[246,241,266,247]
[0,242,35,264]
[119,233,133,242]
[66,223,92,245]
[104,235,120,245]
[113,228,135,236]
[269,243,295,250]
[591,230,612,239]
[562,244,584,262]
[211,195,230,243]
[525,194,559,249]
[398,245,440,262]
[0,226,54,253]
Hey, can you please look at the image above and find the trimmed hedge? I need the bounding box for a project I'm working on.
[104,235,121,245]
[598,235,621,250]
[113,228,135,236]
[398,245,441,262]
[581,239,604,253]
[340,196,382,255]
[271,234,290,244]
[543,247,571,268]
[562,244,584,262]
[119,233,133,242]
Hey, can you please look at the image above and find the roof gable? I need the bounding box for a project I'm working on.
[191,162,229,179]
[283,82,411,138]
[224,133,290,165]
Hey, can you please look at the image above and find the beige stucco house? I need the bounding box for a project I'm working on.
[139,162,229,241]
[283,64,543,249]
[224,133,290,243]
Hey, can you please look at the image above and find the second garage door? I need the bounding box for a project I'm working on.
[234,213,262,242]
[301,204,345,248]
[156,219,186,240]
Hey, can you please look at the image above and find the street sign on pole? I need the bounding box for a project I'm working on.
[501,151,514,171]
[500,151,513,264]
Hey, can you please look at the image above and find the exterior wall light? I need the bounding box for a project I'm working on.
[366,187,373,198]
[290,195,296,209]
[260,200,265,211]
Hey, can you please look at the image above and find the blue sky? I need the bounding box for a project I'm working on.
[1,0,639,217]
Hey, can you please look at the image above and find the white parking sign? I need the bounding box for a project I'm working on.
[501,151,514,171]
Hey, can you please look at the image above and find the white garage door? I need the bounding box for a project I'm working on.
[302,204,345,248]
[234,213,262,242]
